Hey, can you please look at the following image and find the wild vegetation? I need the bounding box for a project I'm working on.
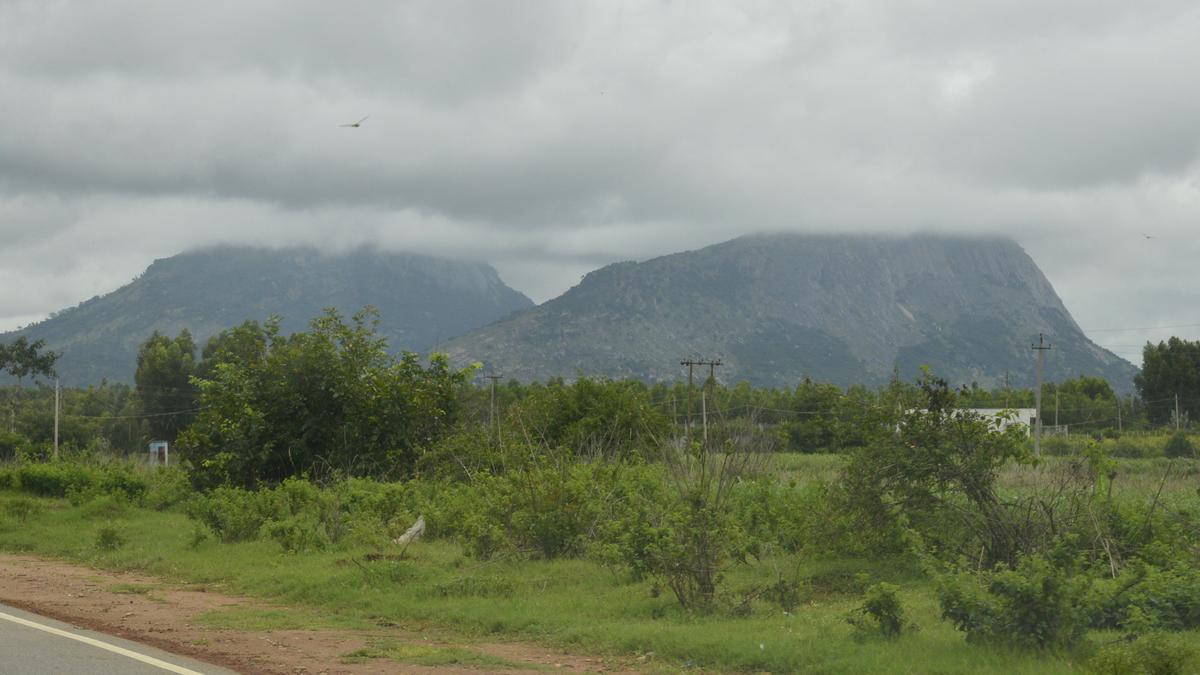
[0,315,1198,672]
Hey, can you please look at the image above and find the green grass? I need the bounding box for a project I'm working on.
[343,640,540,670]
[107,582,158,595]
[0,456,1196,673]
[193,605,370,631]
[768,452,845,486]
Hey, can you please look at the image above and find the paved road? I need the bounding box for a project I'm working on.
[0,603,238,674]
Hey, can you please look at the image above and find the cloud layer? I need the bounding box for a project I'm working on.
[3,1,1200,366]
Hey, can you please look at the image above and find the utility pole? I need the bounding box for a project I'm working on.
[682,361,694,447]
[1054,390,1059,428]
[485,374,502,446]
[1031,334,1052,455]
[53,378,60,460]
[681,359,722,448]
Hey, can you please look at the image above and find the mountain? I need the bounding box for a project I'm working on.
[4,246,533,385]
[438,233,1137,391]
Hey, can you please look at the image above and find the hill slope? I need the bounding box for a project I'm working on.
[438,234,1137,390]
[4,246,533,385]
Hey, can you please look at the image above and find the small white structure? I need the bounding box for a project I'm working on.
[964,408,1037,436]
[148,441,169,467]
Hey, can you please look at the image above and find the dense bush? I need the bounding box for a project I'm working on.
[1163,432,1195,458]
[15,462,99,497]
[1089,632,1200,675]
[179,309,471,489]
[842,374,1032,568]
[938,554,1092,651]
[185,476,441,552]
[1090,562,1200,632]
[94,523,125,551]
[454,461,667,560]
[502,378,672,460]
[0,431,29,462]
[847,582,909,638]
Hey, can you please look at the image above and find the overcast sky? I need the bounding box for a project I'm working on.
[3,1,1199,365]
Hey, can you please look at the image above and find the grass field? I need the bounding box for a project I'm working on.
[0,454,1195,673]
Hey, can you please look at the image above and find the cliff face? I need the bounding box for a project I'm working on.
[439,234,1136,390]
[4,246,533,385]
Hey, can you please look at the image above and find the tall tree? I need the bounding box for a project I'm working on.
[1,337,59,432]
[180,308,471,488]
[1134,337,1200,426]
[135,329,198,442]
[0,337,59,384]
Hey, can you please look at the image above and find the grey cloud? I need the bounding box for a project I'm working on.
[2,1,1200,356]
[2,1,573,102]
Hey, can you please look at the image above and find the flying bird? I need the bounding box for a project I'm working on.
[340,116,369,128]
[1143,234,1155,239]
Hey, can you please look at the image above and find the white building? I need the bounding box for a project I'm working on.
[964,408,1037,436]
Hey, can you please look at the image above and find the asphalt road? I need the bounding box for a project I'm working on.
[0,603,238,674]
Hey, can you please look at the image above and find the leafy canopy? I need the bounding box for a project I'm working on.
[179,307,471,488]
[135,329,198,442]
[0,337,59,383]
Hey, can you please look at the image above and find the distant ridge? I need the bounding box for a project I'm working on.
[438,233,1137,391]
[3,246,534,385]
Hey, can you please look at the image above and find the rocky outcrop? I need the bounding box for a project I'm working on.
[438,234,1136,391]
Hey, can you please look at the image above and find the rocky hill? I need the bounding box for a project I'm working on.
[4,246,533,385]
[438,234,1137,391]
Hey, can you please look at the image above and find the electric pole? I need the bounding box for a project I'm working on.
[53,378,60,461]
[681,359,722,448]
[1031,334,1051,455]
[485,374,502,446]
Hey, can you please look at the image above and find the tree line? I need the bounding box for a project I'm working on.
[3,313,1200,469]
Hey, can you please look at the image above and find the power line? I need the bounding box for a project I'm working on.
[58,407,203,420]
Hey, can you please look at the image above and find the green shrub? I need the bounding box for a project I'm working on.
[1089,632,1200,675]
[847,582,908,638]
[1163,432,1195,459]
[416,430,510,481]
[762,576,803,613]
[144,468,194,511]
[938,554,1091,651]
[95,465,149,503]
[184,477,363,550]
[1090,562,1200,631]
[184,487,269,543]
[0,431,29,462]
[262,513,330,553]
[452,462,667,561]
[618,462,758,611]
[95,524,125,551]
[16,462,96,497]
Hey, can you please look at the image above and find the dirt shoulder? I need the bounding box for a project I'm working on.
[0,554,640,674]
